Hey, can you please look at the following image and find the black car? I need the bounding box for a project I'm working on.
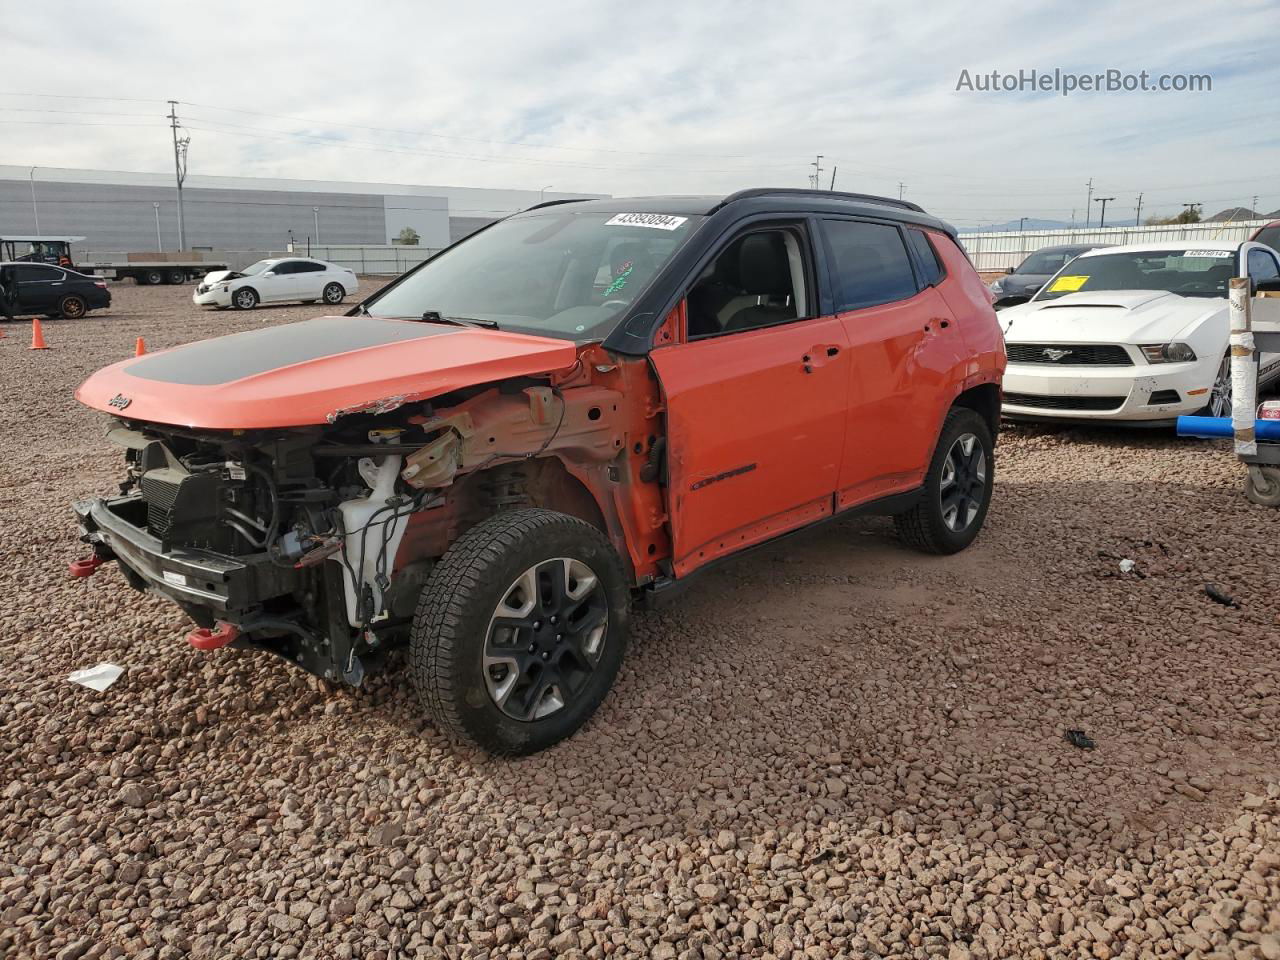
[988,243,1108,309]
[0,261,111,319]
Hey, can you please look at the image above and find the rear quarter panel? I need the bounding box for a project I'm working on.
[932,232,1007,394]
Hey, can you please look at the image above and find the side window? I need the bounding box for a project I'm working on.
[16,265,60,282]
[821,220,919,311]
[685,227,809,339]
[1248,248,1280,283]
[905,228,945,287]
[271,261,296,275]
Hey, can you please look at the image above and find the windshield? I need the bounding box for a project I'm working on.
[1034,248,1237,301]
[1016,248,1088,275]
[364,211,704,340]
[241,260,275,275]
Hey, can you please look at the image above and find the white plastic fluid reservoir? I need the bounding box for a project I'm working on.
[332,455,410,627]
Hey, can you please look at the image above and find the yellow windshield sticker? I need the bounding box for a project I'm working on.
[1049,274,1089,292]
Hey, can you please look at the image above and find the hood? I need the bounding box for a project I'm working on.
[200,269,236,284]
[1000,290,1224,344]
[75,315,578,429]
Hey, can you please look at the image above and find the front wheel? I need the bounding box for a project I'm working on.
[410,508,629,755]
[894,407,994,554]
[232,287,259,310]
[1198,353,1231,418]
[1245,466,1280,507]
[322,282,345,305]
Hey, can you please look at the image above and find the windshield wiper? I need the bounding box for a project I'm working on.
[421,310,500,329]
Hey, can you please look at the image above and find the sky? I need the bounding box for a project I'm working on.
[2,0,1278,228]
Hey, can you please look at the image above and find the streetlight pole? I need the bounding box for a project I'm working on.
[313,207,320,245]
[153,202,163,252]
[1094,196,1116,229]
[28,166,40,235]
[539,184,553,202]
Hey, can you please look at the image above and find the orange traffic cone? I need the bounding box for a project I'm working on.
[30,318,49,350]
[135,336,146,356]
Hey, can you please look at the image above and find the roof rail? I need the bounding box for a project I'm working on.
[523,197,591,212]
[714,188,926,215]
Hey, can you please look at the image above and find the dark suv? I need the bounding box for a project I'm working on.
[0,262,111,319]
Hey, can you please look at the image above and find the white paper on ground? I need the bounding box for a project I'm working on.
[67,663,125,692]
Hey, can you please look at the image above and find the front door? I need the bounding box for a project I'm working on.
[15,264,66,314]
[650,224,850,577]
[260,261,300,302]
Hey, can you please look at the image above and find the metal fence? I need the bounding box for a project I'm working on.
[961,219,1271,271]
[77,244,442,276]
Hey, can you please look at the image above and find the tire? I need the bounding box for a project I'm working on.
[232,287,259,310]
[322,282,345,305]
[58,295,87,320]
[1197,352,1231,418]
[894,407,995,555]
[1245,466,1280,507]
[166,269,186,285]
[410,508,629,755]
[143,270,164,286]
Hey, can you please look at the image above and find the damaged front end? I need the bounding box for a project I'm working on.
[71,353,668,685]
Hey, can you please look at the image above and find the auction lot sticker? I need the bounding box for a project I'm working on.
[605,213,689,230]
[1049,274,1090,292]
[1183,250,1233,258]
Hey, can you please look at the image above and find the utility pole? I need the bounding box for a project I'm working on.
[898,182,906,201]
[28,166,40,235]
[1094,196,1116,229]
[1252,195,1260,216]
[1070,209,1076,229]
[1084,178,1094,228]
[1134,193,1143,226]
[168,100,190,251]
[810,155,824,189]
[1019,217,1027,232]
[828,166,837,190]
[1182,202,1202,222]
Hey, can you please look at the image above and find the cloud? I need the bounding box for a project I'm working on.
[1,0,1277,224]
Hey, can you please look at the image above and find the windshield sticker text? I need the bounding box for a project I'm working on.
[1182,250,1232,259]
[605,213,688,231]
[1048,275,1089,292]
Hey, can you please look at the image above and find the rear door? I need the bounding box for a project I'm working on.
[650,220,850,576]
[15,264,65,313]
[820,219,963,508]
[293,260,328,300]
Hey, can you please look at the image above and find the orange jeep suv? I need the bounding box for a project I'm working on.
[71,189,1005,754]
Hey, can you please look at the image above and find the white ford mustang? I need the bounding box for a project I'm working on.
[193,257,359,311]
[1000,241,1280,424]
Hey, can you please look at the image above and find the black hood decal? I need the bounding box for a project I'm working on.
[125,316,457,386]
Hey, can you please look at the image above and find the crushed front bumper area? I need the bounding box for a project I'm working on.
[73,494,295,617]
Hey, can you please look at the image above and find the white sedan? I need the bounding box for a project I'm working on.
[193,258,358,310]
[999,241,1280,424]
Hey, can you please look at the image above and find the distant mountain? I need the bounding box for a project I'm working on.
[958,217,1142,233]
[1205,207,1259,222]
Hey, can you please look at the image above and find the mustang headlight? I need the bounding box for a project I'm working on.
[1140,342,1197,364]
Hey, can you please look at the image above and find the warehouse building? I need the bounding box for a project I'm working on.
[0,165,606,254]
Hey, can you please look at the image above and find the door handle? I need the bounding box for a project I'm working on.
[802,345,841,373]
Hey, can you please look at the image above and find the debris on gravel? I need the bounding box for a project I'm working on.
[1,283,1278,958]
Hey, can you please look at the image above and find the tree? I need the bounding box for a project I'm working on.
[1144,208,1201,226]
[396,227,420,246]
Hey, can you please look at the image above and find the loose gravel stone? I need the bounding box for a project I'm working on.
[1,282,1278,959]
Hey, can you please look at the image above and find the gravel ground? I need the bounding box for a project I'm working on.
[2,283,1279,960]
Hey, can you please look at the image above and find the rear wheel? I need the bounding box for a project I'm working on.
[894,407,994,554]
[166,269,186,285]
[410,508,629,755]
[59,295,87,319]
[232,287,259,310]
[323,282,345,305]
[1245,466,1280,507]
[143,269,164,286]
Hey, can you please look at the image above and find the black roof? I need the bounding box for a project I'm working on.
[520,188,955,237]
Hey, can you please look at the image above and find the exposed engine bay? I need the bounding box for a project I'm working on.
[73,355,670,684]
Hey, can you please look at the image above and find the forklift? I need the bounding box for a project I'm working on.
[0,236,83,269]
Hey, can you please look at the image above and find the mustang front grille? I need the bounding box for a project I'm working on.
[1005,343,1132,366]
[1004,392,1126,412]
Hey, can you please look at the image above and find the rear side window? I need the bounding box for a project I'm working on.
[905,229,945,286]
[296,261,326,273]
[821,220,918,311]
